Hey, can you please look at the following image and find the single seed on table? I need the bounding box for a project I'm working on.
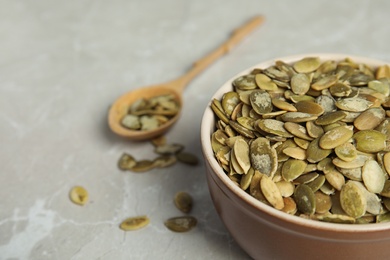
[164,216,197,232]
[153,156,177,168]
[176,152,199,165]
[118,153,137,170]
[154,143,184,155]
[131,160,156,172]
[174,191,193,213]
[69,186,88,206]
[151,135,167,147]
[120,216,150,231]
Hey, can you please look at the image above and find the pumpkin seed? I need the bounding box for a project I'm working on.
[69,186,89,206]
[291,73,310,95]
[176,152,199,165]
[260,175,285,210]
[354,107,385,130]
[255,73,278,91]
[118,153,137,170]
[250,90,273,115]
[222,91,240,117]
[131,160,156,172]
[155,143,184,155]
[282,159,307,181]
[362,159,386,193]
[319,125,353,149]
[335,97,373,112]
[164,216,197,232]
[250,137,277,177]
[340,181,367,218]
[233,138,251,174]
[153,156,177,168]
[293,57,321,73]
[174,191,193,213]
[353,130,386,153]
[294,184,316,215]
[120,216,150,231]
[334,142,357,162]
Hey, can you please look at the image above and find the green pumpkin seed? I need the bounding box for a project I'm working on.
[353,130,386,153]
[176,152,199,165]
[295,100,324,116]
[155,143,184,155]
[164,216,197,232]
[69,186,89,206]
[282,159,307,182]
[362,159,386,193]
[284,122,313,141]
[256,119,293,138]
[293,57,321,73]
[294,184,316,215]
[250,90,273,115]
[291,73,310,95]
[222,91,240,117]
[306,137,332,163]
[315,111,348,125]
[260,175,285,210]
[174,191,193,213]
[354,107,385,130]
[334,142,357,162]
[280,112,318,123]
[255,73,278,91]
[335,97,373,112]
[250,137,278,177]
[233,138,251,174]
[118,153,137,170]
[319,125,353,149]
[120,216,150,231]
[340,181,367,218]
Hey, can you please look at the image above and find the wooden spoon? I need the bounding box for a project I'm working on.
[108,15,264,141]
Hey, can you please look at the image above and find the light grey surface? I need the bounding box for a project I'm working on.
[1,0,390,259]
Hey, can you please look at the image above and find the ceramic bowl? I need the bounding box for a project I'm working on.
[200,53,390,259]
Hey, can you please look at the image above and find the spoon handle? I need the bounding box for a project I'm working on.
[172,15,265,92]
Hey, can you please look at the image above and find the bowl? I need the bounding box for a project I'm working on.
[200,53,390,259]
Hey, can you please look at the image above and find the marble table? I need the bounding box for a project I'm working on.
[1,0,390,259]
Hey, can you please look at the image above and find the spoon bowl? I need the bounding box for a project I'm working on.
[108,81,183,141]
[108,16,264,141]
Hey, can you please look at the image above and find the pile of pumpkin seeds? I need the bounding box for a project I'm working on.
[210,56,390,224]
[118,135,199,172]
[121,94,180,131]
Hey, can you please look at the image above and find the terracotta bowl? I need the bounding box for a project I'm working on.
[200,53,390,259]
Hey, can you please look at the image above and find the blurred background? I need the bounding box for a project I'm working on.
[1,0,390,259]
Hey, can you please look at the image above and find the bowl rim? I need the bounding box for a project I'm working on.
[201,52,390,233]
